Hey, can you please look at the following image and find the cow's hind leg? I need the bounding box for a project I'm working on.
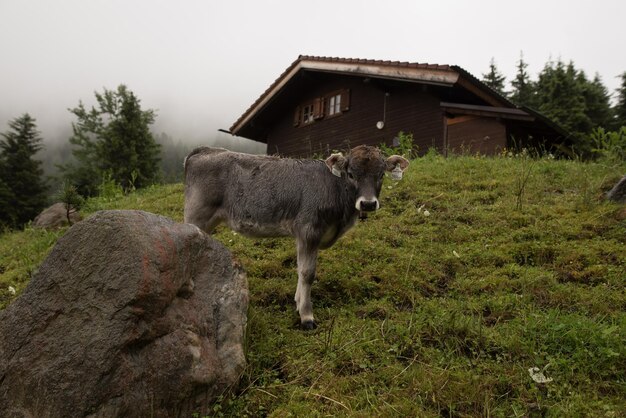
[295,239,319,330]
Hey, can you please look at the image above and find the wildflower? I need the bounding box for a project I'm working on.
[8,286,16,295]
[423,210,430,217]
[453,250,460,258]
[528,366,553,384]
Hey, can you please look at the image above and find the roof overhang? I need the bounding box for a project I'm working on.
[441,102,535,121]
[520,105,570,138]
[300,60,459,86]
[451,65,515,108]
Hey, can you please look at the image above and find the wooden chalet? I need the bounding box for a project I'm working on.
[229,56,567,157]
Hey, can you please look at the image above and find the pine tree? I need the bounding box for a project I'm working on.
[533,60,618,155]
[535,60,591,139]
[62,85,161,195]
[579,72,612,129]
[482,57,507,96]
[0,175,15,228]
[56,182,84,226]
[509,52,535,107]
[613,72,626,129]
[0,114,48,228]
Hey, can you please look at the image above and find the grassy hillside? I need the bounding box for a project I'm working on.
[1,153,625,417]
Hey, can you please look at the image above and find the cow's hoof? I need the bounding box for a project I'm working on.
[301,320,317,330]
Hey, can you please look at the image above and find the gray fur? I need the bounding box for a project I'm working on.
[183,145,409,328]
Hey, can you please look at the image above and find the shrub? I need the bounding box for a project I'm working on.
[380,131,417,158]
[589,127,626,162]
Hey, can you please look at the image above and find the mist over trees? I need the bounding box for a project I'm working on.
[37,122,265,191]
[155,132,265,183]
[0,114,47,228]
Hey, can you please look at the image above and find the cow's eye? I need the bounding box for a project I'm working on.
[347,172,355,180]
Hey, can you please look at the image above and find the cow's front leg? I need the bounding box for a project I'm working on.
[295,240,319,330]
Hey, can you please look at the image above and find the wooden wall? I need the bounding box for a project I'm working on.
[266,74,444,157]
[446,116,506,155]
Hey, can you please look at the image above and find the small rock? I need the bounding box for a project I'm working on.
[33,202,82,228]
[607,175,626,204]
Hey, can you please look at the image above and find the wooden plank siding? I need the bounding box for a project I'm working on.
[266,74,444,157]
[446,117,506,155]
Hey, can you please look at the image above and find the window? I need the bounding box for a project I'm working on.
[326,89,349,116]
[328,94,341,116]
[302,103,315,124]
[293,89,350,127]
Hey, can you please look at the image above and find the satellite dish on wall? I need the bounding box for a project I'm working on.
[376,121,385,130]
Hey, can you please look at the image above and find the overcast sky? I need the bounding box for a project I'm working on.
[1,0,625,145]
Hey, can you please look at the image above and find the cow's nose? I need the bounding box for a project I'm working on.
[359,199,378,212]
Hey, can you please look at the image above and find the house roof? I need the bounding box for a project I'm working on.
[229,55,564,141]
[450,65,517,108]
[520,105,570,138]
[230,55,512,135]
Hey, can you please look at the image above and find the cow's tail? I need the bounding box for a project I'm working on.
[183,147,229,179]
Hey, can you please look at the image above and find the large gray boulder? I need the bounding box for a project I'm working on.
[0,210,248,418]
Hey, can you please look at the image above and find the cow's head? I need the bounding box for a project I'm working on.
[325,145,410,212]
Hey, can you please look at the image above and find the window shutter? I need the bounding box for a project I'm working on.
[340,89,350,111]
[293,106,301,127]
[313,97,325,119]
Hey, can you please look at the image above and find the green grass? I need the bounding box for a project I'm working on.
[1,154,625,417]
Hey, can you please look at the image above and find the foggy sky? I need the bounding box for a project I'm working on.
[1,0,625,146]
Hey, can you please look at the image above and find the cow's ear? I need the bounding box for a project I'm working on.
[325,153,346,177]
[385,155,410,180]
